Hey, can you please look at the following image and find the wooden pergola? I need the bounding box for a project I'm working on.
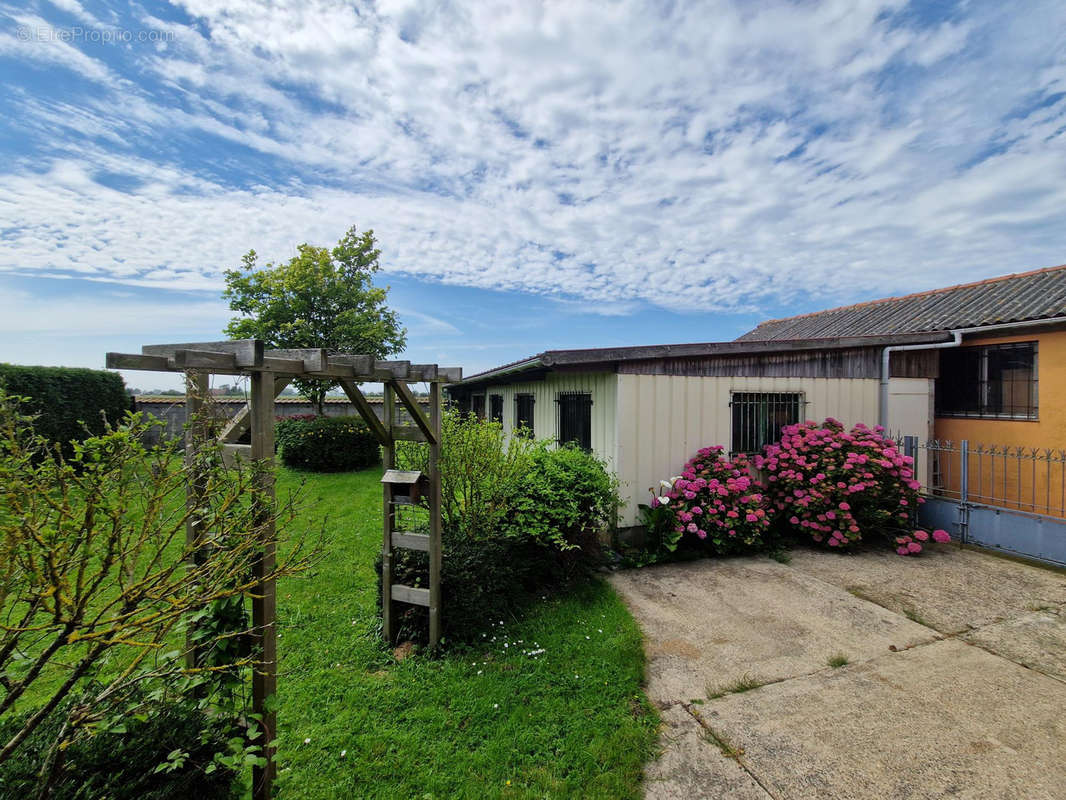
[106,340,460,800]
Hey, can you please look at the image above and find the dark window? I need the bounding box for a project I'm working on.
[515,393,535,436]
[730,392,803,455]
[489,394,504,423]
[937,342,1038,419]
[557,392,592,450]
[471,394,485,420]
[455,393,471,415]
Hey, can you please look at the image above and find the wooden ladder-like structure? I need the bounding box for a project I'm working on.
[105,340,459,800]
[377,379,444,647]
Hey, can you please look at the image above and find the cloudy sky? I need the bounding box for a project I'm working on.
[2,0,1065,389]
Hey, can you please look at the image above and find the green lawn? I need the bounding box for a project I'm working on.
[273,466,658,799]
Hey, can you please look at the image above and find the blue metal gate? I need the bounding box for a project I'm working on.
[913,437,1066,567]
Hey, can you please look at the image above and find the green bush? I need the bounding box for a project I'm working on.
[276,414,380,472]
[390,411,619,644]
[0,696,241,800]
[0,364,128,458]
[509,443,619,552]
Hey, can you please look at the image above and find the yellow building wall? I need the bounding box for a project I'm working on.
[933,328,1066,516]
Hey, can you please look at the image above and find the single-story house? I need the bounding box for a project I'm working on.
[447,265,1066,528]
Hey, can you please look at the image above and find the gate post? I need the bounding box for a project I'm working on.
[959,440,970,544]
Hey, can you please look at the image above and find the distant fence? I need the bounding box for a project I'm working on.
[134,396,426,442]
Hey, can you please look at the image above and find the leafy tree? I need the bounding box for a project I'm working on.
[223,226,407,414]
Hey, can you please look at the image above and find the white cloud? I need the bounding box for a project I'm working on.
[1,0,1065,316]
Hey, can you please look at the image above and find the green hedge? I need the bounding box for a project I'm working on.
[276,415,380,472]
[0,364,128,457]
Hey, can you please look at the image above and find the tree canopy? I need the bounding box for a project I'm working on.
[223,226,407,413]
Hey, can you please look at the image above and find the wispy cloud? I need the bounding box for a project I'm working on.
[1,0,1064,321]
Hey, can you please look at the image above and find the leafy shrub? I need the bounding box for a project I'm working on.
[634,447,771,564]
[755,418,949,555]
[509,443,619,552]
[396,409,532,539]
[389,411,619,643]
[666,447,772,554]
[0,364,128,458]
[276,414,379,472]
[0,695,241,800]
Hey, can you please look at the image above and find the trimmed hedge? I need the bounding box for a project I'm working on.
[275,415,380,472]
[0,364,128,457]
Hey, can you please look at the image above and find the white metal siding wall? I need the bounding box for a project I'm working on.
[476,373,617,468]
[614,375,881,526]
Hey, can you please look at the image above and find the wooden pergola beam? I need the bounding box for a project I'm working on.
[391,379,437,445]
[109,345,461,385]
[144,339,264,367]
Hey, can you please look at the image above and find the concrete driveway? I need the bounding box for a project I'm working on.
[609,546,1066,799]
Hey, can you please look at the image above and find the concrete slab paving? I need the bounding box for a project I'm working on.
[612,547,1066,799]
[701,639,1066,800]
[609,558,935,705]
[962,604,1066,680]
[787,545,1066,634]
[644,703,770,800]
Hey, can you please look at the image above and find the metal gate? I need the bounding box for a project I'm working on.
[914,438,1066,567]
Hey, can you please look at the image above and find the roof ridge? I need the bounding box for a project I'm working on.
[753,263,1066,328]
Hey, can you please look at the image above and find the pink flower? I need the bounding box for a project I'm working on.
[932,529,951,543]
[838,502,850,511]
[913,530,929,542]
[789,516,799,525]
[896,546,909,556]
[907,542,922,554]
[687,523,698,533]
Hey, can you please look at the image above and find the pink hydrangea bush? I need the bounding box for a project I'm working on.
[657,446,772,554]
[755,418,948,556]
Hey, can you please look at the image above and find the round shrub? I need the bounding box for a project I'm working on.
[755,418,946,555]
[275,414,380,472]
[507,443,619,553]
[656,446,772,554]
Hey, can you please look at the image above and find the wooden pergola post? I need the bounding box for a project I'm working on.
[105,341,461,800]
[249,370,277,800]
[184,371,210,670]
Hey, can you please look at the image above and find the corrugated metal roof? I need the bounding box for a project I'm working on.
[737,264,1066,341]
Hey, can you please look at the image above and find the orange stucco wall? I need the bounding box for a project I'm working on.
[933,326,1066,516]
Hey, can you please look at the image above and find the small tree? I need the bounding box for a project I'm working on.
[0,391,318,788]
[223,226,407,414]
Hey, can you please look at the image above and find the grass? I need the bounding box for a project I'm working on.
[701,725,744,760]
[902,607,931,627]
[827,653,849,668]
[272,466,658,799]
[706,673,765,699]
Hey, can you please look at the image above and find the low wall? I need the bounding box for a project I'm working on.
[134,396,425,442]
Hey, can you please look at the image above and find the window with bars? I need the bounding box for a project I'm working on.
[557,392,592,450]
[937,342,1038,419]
[471,394,485,420]
[515,393,535,436]
[730,392,803,455]
[489,394,504,423]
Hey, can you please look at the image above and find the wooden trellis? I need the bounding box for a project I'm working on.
[106,340,459,800]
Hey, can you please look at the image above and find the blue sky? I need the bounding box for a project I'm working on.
[1,0,1065,390]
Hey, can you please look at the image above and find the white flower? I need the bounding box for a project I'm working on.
[340,750,347,757]
[493,703,499,708]
[656,496,670,506]
[660,479,674,489]
[304,738,311,744]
